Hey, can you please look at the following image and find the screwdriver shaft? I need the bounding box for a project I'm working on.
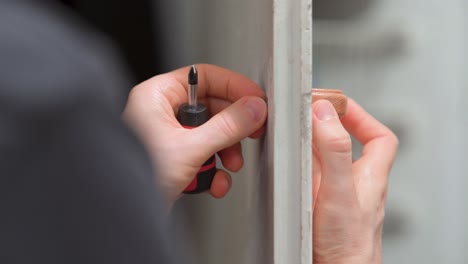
[188,65,198,107]
[188,83,197,107]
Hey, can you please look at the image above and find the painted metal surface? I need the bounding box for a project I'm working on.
[154,1,312,263]
[272,0,312,263]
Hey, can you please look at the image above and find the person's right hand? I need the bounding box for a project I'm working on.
[122,64,267,208]
[312,99,398,264]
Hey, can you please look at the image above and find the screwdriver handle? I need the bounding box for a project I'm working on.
[176,103,217,194]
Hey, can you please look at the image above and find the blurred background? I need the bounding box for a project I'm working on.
[55,0,468,263]
[314,0,467,263]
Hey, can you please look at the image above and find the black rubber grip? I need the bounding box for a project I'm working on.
[176,103,216,194]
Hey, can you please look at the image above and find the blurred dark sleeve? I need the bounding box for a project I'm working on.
[0,2,182,263]
[58,0,164,83]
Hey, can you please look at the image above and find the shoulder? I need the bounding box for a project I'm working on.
[0,1,131,115]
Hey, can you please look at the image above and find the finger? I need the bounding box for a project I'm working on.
[170,64,266,102]
[341,98,399,176]
[312,143,322,202]
[209,169,232,198]
[202,97,231,116]
[191,96,267,160]
[312,100,355,199]
[218,143,244,172]
[248,126,265,139]
[204,97,267,139]
[131,73,187,115]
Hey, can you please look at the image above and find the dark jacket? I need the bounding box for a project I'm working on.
[0,2,180,263]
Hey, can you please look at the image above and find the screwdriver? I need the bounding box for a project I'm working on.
[176,65,217,194]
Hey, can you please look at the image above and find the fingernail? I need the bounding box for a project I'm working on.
[315,100,338,121]
[244,98,265,122]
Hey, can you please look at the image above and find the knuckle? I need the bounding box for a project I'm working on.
[384,128,399,148]
[127,84,151,106]
[215,113,240,138]
[325,132,352,154]
[390,133,400,148]
[126,86,140,102]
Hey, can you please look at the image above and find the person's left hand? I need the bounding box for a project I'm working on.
[311,99,398,263]
[123,64,267,208]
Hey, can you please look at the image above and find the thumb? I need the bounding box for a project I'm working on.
[312,100,354,197]
[191,96,267,160]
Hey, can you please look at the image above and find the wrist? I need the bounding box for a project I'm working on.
[314,239,382,264]
[326,254,381,264]
[315,254,381,264]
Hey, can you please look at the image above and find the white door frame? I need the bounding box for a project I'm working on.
[270,0,312,263]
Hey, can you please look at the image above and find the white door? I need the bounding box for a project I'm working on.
[155,1,312,263]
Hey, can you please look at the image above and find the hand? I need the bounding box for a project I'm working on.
[123,64,267,208]
[312,99,398,264]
